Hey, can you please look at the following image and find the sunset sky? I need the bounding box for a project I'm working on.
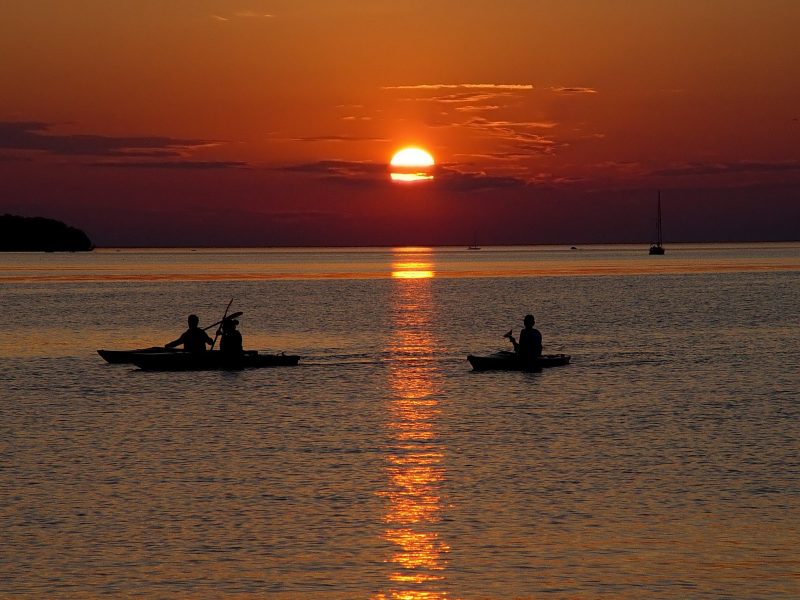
[1,0,798,246]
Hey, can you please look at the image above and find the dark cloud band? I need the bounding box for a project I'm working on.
[0,121,214,157]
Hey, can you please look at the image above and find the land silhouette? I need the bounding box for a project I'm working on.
[0,214,93,251]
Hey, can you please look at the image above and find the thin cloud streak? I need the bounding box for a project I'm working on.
[404,91,517,113]
[0,154,33,162]
[454,105,501,112]
[550,86,598,94]
[87,160,249,169]
[387,86,535,117]
[291,135,389,143]
[427,92,510,104]
[0,121,215,157]
[234,10,274,18]
[465,117,563,155]
[279,160,386,176]
[652,160,800,177]
[433,167,529,191]
[454,152,538,162]
[212,10,275,21]
[470,118,558,129]
[277,160,532,191]
[382,83,533,90]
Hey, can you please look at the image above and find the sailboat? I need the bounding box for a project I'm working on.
[649,191,665,255]
[468,231,481,250]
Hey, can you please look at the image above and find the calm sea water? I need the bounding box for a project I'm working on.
[1,245,799,599]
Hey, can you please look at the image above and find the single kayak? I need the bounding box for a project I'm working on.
[98,347,182,364]
[130,350,300,371]
[467,351,571,371]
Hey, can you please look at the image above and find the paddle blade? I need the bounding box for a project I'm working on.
[503,329,513,339]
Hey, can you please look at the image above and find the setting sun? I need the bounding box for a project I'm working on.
[390,148,435,168]
[390,147,435,183]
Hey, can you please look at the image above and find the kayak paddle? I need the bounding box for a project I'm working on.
[210,298,234,350]
[203,311,242,332]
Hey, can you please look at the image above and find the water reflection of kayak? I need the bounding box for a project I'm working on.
[129,350,300,371]
[467,351,571,371]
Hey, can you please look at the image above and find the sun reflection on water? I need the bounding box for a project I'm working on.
[376,250,450,600]
[391,262,434,279]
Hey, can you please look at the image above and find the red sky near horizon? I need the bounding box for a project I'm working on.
[1,0,798,246]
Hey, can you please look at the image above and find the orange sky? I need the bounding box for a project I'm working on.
[1,1,798,246]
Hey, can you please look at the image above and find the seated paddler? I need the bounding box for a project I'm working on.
[165,314,214,353]
[219,318,243,356]
[504,314,543,363]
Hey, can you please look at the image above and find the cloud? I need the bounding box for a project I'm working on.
[382,84,533,90]
[291,135,388,143]
[411,92,514,116]
[454,105,501,113]
[593,160,646,176]
[433,167,529,191]
[469,118,558,130]
[104,149,184,158]
[385,85,535,115]
[88,160,249,169]
[212,10,274,21]
[385,85,530,109]
[0,121,215,157]
[277,160,530,192]
[279,160,386,177]
[454,152,537,162]
[550,86,598,94]
[0,153,33,163]
[652,160,800,177]
[423,92,508,104]
[233,10,274,18]
[464,118,562,154]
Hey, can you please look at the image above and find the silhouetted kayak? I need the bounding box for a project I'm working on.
[97,347,181,364]
[467,351,571,371]
[130,350,300,371]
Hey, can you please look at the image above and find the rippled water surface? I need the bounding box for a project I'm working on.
[1,245,799,599]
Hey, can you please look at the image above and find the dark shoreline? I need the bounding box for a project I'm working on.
[0,214,94,252]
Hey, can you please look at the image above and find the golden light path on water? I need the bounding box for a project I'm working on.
[2,244,798,284]
[391,247,435,280]
[375,248,450,599]
[391,262,434,279]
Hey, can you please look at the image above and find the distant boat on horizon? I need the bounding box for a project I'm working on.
[468,231,481,250]
[649,191,665,255]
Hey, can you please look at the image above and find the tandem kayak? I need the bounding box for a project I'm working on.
[130,350,300,371]
[467,351,571,371]
[97,347,183,364]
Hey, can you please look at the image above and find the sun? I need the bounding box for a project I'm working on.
[390,147,435,168]
[389,147,435,182]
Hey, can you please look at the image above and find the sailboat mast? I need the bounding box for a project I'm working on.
[656,190,663,246]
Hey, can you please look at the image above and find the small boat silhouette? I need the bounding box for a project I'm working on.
[468,231,481,250]
[649,191,665,255]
